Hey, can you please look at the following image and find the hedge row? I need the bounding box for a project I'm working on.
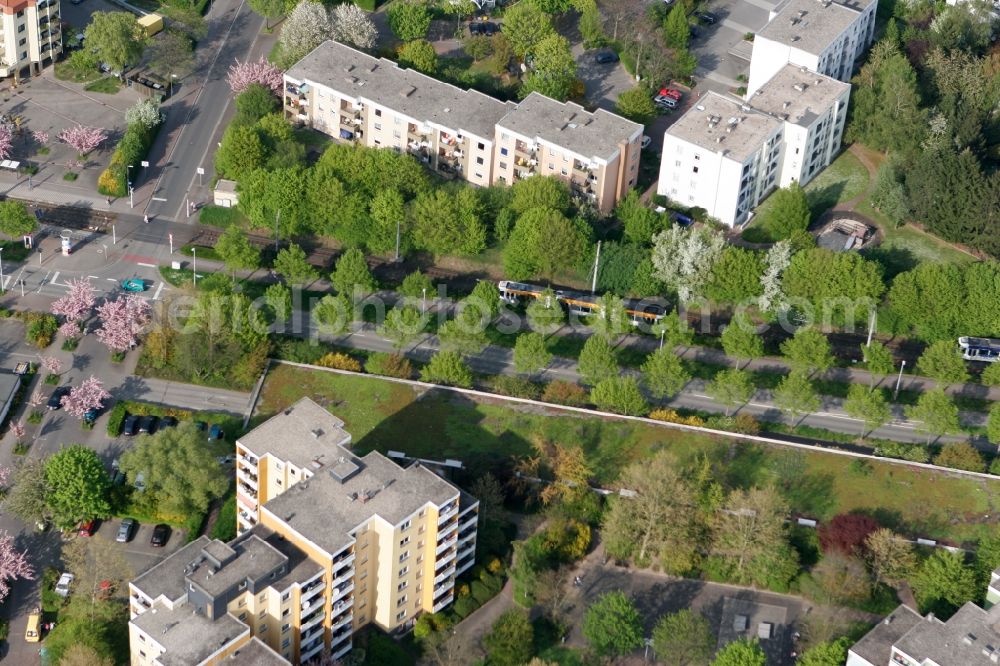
[98,122,161,197]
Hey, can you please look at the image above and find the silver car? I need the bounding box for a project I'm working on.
[55,572,74,597]
[116,518,136,543]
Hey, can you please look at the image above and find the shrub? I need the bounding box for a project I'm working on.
[315,352,363,372]
[541,380,588,406]
[365,352,413,379]
[97,121,161,197]
[818,514,880,555]
[933,441,986,473]
[874,440,931,463]
[649,408,706,427]
[272,337,328,364]
[106,402,127,436]
[22,312,57,348]
[492,375,541,400]
[198,205,246,228]
[63,172,78,181]
[452,595,477,619]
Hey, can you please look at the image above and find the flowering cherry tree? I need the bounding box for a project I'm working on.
[27,388,43,409]
[96,294,150,353]
[58,125,108,157]
[59,320,82,340]
[60,376,111,419]
[0,123,12,162]
[0,464,8,486]
[40,355,62,376]
[9,421,24,443]
[52,278,95,326]
[0,529,34,603]
[227,57,283,95]
[32,130,48,145]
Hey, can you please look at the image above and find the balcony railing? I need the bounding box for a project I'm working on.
[434,565,456,584]
[332,626,352,646]
[300,608,324,632]
[300,595,325,618]
[302,639,324,663]
[333,551,356,570]
[432,593,454,613]
[301,580,325,602]
[332,581,354,600]
[238,481,257,497]
[333,568,354,588]
[237,469,258,489]
[436,548,457,568]
[437,520,458,541]
[438,503,459,524]
[332,596,354,615]
[435,535,457,556]
[332,639,353,660]
[332,611,353,632]
[301,624,323,644]
[434,578,455,596]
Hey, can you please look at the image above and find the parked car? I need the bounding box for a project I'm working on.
[137,415,158,435]
[121,414,139,436]
[84,408,98,424]
[697,11,718,23]
[117,518,136,543]
[641,136,652,149]
[160,416,178,429]
[47,386,69,410]
[481,21,498,35]
[654,94,678,109]
[150,524,171,547]
[658,87,682,100]
[109,459,125,485]
[55,572,74,597]
[469,21,484,35]
[25,608,41,642]
[217,454,236,465]
[208,424,225,442]
[78,519,98,537]
[689,25,700,38]
[121,278,146,293]
[594,50,619,64]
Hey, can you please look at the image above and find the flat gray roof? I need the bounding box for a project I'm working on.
[666,91,780,163]
[132,600,248,666]
[849,605,923,666]
[497,92,642,163]
[240,525,323,592]
[238,397,353,470]
[132,536,212,603]
[894,602,1000,665]
[189,535,287,598]
[286,40,511,141]
[0,372,19,401]
[759,0,861,55]
[748,64,850,127]
[223,637,291,665]
[264,449,459,555]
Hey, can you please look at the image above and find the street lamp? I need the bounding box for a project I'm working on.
[102,244,108,265]
[192,247,198,288]
[127,164,134,209]
[0,246,5,294]
[170,73,177,97]
[422,287,427,315]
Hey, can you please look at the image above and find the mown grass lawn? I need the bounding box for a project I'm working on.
[84,77,122,94]
[257,363,1000,544]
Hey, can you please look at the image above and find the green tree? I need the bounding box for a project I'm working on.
[398,39,437,74]
[483,610,534,666]
[582,590,644,657]
[615,190,661,246]
[501,2,555,57]
[705,247,765,304]
[84,11,145,72]
[863,341,895,388]
[651,609,714,666]
[615,86,657,125]
[653,312,694,350]
[247,0,284,29]
[215,124,266,179]
[712,486,798,589]
[529,0,572,13]
[2,457,49,525]
[504,207,588,280]
[387,1,431,41]
[438,305,489,357]
[421,351,473,387]
[214,225,261,277]
[906,388,961,444]
[641,347,691,400]
[981,363,1000,387]
[916,340,970,388]
[844,384,892,438]
[912,549,977,617]
[847,41,926,153]
[934,441,985,473]
[264,282,292,323]
[399,271,434,300]
[464,34,494,61]
[721,315,764,369]
[45,445,111,528]
[578,335,618,385]
[331,248,377,298]
[760,183,810,240]
[274,244,318,284]
[782,249,885,326]
[780,327,834,377]
[468,280,502,320]
[713,639,766,666]
[520,34,577,102]
[120,423,229,517]
[510,175,571,215]
[708,368,754,416]
[378,306,426,349]
[311,293,353,335]
[663,4,689,49]
[591,376,648,415]
[368,188,407,255]
[988,402,1000,449]
[864,528,917,587]
[773,372,820,421]
[0,200,36,238]
[234,83,280,125]
[411,189,487,256]
[592,293,630,341]
[514,332,552,376]
[527,289,565,333]
[798,638,851,666]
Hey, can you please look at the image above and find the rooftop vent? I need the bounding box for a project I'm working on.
[783,101,791,109]
[716,136,725,143]
[400,85,416,97]
[330,457,360,484]
[696,104,706,111]
[740,104,751,112]
[443,107,450,112]
[791,35,800,42]
[798,9,807,16]
[790,17,799,24]
[965,634,977,645]
[984,648,995,657]
[793,83,807,92]
[344,65,354,73]
[728,117,739,125]
[369,64,378,72]
[311,428,324,439]
[814,79,822,85]
[565,113,576,123]
[345,76,358,85]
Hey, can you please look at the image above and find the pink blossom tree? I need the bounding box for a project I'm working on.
[58,125,108,157]
[0,464,8,486]
[32,130,48,145]
[0,123,12,162]
[51,278,96,324]
[9,421,24,443]
[227,57,283,95]
[59,320,82,340]
[95,294,150,353]
[27,388,43,409]
[60,376,111,419]
[0,529,34,603]
[40,355,62,376]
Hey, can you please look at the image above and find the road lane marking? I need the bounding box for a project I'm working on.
[50,270,60,285]
[89,275,100,279]
[151,197,168,202]
[137,262,156,268]
[107,278,118,282]
[153,282,164,300]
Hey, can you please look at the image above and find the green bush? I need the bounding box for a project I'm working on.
[365,352,414,379]
[106,402,127,437]
[21,312,57,348]
[874,440,931,463]
[63,172,78,181]
[452,595,477,619]
[98,122,161,197]
[272,336,329,364]
[0,618,7,641]
[198,205,247,228]
[470,580,493,605]
[492,375,542,400]
[211,492,237,540]
[354,0,377,9]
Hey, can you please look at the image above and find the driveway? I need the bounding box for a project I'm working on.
[93,518,187,577]
[690,0,779,92]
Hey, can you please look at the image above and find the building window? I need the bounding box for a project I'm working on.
[399,551,410,563]
[499,162,507,170]
[374,139,382,145]
[140,651,147,658]
[476,157,484,165]
[401,520,411,531]
[399,566,409,577]
[396,610,407,621]
[259,610,266,618]
[16,10,23,17]
[694,154,700,161]
[282,638,291,649]
[393,130,401,139]
[259,593,266,602]
[375,109,382,117]
[374,123,382,131]
[692,167,699,174]
[397,595,408,607]
[675,160,681,167]
[238,581,247,591]
[239,613,247,621]
[260,624,268,632]
[500,147,509,156]
[282,623,290,633]
[475,172,483,179]
[282,591,290,602]
[18,38,26,46]
[548,164,554,170]
[282,608,290,617]
[400,536,410,547]
[560,168,567,176]
[398,581,408,592]
[360,570,368,580]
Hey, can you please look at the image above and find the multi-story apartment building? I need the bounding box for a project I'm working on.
[746,0,877,96]
[128,398,478,665]
[658,65,849,227]
[493,92,643,211]
[284,40,642,213]
[0,0,62,81]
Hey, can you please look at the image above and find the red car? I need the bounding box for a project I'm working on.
[658,87,682,100]
[78,520,98,537]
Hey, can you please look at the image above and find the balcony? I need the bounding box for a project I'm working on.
[332,626,352,646]
[236,490,257,511]
[301,624,323,644]
[432,593,454,613]
[438,503,459,524]
[302,639,324,663]
[332,596,354,615]
[456,554,475,576]
[332,581,354,601]
[332,639,353,660]
[331,611,353,632]
[237,468,258,489]
[514,141,535,159]
[237,510,257,528]
[437,520,458,541]
[458,527,476,544]
[332,568,354,588]
[436,548,457,568]
[238,481,257,497]
[300,595,325,618]
[333,551,356,569]
[434,578,455,596]
[300,608,324,633]
[434,565,456,585]
[435,535,457,556]
[301,579,325,602]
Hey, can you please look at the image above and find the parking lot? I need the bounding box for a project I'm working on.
[91,518,186,576]
[690,0,780,93]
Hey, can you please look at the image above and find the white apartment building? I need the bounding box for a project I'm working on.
[0,0,62,80]
[284,41,642,213]
[746,0,878,96]
[658,66,848,227]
